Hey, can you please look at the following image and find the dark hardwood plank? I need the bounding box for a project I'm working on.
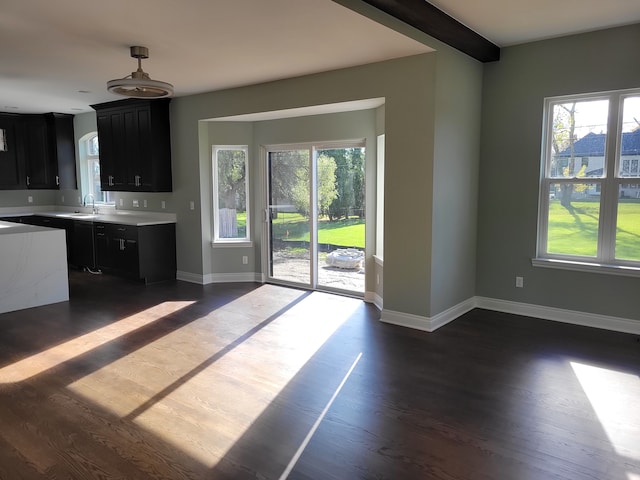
[0,271,638,479]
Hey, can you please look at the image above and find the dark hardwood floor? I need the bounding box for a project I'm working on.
[0,270,638,479]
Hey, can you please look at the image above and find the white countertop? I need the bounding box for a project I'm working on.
[43,211,176,226]
[1,209,176,227]
[0,220,53,235]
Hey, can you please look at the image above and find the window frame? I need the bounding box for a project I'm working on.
[536,88,640,274]
[81,132,113,205]
[212,145,251,245]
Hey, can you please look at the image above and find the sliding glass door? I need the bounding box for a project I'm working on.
[265,143,365,295]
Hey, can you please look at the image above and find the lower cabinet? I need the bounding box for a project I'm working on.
[72,221,96,269]
[94,222,176,284]
[0,215,176,284]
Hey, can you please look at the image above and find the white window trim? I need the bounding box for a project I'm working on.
[535,88,640,276]
[212,145,251,245]
[80,132,114,205]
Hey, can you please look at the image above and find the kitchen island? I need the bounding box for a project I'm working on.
[0,220,69,314]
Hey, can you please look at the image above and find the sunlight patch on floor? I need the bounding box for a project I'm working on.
[570,361,640,462]
[67,285,361,468]
[0,301,195,384]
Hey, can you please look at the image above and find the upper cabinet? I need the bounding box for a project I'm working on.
[46,113,77,190]
[0,114,25,189]
[92,99,172,192]
[0,112,77,191]
[23,114,56,189]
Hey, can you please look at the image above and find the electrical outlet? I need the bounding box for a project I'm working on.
[143,199,147,208]
[119,198,124,207]
[132,199,139,208]
[189,201,195,210]
[515,276,524,288]
[161,200,166,209]
[242,256,248,265]
[27,196,33,203]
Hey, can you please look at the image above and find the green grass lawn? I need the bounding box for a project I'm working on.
[270,212,365,248]
[548,200,640,260]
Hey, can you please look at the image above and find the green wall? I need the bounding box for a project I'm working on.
[431,49,483,315]
[478,24,640,320]
[171,53,450,317]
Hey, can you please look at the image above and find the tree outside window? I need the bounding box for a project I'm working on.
[213,146,250,242]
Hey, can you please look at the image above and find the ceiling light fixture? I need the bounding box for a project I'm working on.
[107,46,173,99]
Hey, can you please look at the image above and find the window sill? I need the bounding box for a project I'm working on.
[532,257,640,278]
[211,241,253,248]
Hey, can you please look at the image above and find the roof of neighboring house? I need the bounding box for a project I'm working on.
[556,130,640,157]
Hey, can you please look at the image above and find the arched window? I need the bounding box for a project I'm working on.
[81,132,113,204]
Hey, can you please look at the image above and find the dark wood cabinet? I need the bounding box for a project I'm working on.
[92,99,172,192]
[23,115,57,189]
[94,221,176,283]
[0,114,25,189]
[0,112,77,191]
[72,221,95,269]
[1,213,175,284]
[45,113,77,190]
[107,224,140,278]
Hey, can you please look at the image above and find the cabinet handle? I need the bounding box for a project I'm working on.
[26,176,30,186]
[117,227,126,232]
[55,175,59,186]
[108,175,114,186]
[134,175,141,187]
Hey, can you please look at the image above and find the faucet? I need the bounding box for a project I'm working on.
[83,193,96,214]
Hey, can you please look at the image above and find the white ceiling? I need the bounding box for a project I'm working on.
[429,0,640,46]
[1,0,639,115]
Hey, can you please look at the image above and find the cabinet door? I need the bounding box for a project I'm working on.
[46,113,77,189]
[109,224,140,277]
[96,112,127,190]
[24,115,57,189]
[94,223,112,269]
[0,115,24,189]
[123,108,143,189]
[72,221,95,268]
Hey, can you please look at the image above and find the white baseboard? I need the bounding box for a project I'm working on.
[364,291,383,310]
[380,297,475,333]
[176,271,205,284]
[475,296,640,335]
[381,296,640,335]
[204,272,262,284]
[177,271,261,285]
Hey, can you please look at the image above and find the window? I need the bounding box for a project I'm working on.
[537,89,640,270]
[82,133,113,204]
[376,134,385,259]
[212,146,250,243]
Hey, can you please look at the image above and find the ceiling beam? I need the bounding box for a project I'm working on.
[360,0,500,62]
